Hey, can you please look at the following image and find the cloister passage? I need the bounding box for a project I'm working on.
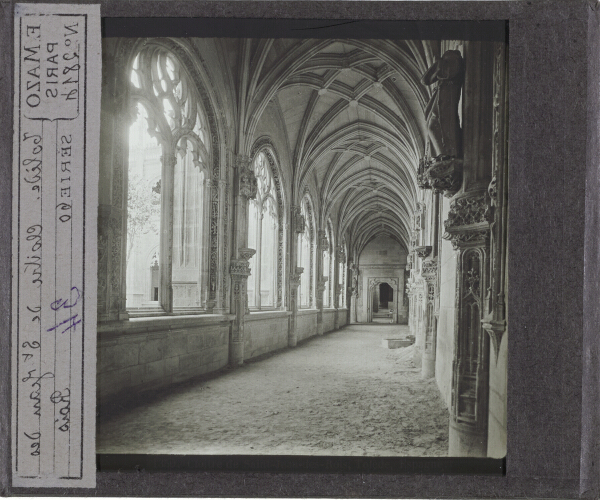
[98,36,507,457]
[97,324,449,456]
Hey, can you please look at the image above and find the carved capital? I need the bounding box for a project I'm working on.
[415,245,432,259]
[289,266,304,287]
[230,259,251,279]
[443,194,492,249]
[238,247,256,262]
[161,153,177,169]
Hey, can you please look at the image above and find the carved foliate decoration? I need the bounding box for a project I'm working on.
[488,175,497,201]
[421,259,438,280]
[415,246,432,259]
[406,253,414,270]
[230,259,251,278]
[427,158,463,196]
[238,165,258,200]
[445,194,492,228]
[443,194,492,249]
[317,277,328,293]
[238,247,256,262]
[427,283,435,302]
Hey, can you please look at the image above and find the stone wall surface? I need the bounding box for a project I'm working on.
[323,309,336,332]
[487,332,508,458]
[98,318,230,401]
[435,197,457,410]
[297,310,318,342]
[244,312,290,360]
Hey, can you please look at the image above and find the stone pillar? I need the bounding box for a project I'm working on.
[444,40,496,457]
[288,267,303,347]
[98,39,135,323]
[316,229,328,335]
[348,262,358,324]
[421,259,439,379]
[229,249,255,366]
[228,155,258,366]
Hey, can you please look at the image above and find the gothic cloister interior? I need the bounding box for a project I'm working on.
[97,36,508,458]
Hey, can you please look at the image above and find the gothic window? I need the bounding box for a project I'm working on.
[298,195,315,308]
[247,151,279,309]
[323,221,334,308]
[338,240,347,308]
[126,47,211,313]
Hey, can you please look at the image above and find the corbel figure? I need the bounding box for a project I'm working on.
[293,206,305,233]
[419,50,465,196]
[237,155,258,200]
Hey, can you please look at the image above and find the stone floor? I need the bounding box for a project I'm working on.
[97,324,450,456]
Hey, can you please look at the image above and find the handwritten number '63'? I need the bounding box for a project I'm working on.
[47,286,82,335]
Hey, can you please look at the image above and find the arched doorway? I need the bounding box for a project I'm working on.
[367,278,399,323]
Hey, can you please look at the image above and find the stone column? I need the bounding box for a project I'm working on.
[421,259,439,379]
[229,248,255,366]
[348,262,358,324]
[288,267,303,347]
[443,40,496,457]
[315,229,328,335]
[288,204,305,347]
[98,39,135,323]
[228,155,257,366]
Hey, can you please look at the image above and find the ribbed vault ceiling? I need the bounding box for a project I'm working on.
[225,38,441,256]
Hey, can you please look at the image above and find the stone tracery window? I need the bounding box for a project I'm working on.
[126,47,211,313]
[338,240,347,308]
[247,151,279,309]
[298,195,315,308]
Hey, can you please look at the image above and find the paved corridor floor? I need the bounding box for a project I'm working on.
[97,324,450,456]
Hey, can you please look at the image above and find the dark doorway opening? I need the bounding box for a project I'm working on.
[379,282,393,309]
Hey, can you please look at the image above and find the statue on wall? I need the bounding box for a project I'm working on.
[421,50,464,161]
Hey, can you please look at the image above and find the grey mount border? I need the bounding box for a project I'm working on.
[1,0,599,498]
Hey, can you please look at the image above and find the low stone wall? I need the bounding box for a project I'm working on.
[323,309,336,332]
[97,315,232,402]
[338,309,348,328]
[98,308,350,404]
[297,309,318,342]
[244,311,291,360]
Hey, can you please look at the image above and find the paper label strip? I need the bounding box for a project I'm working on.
[12,3,99,488]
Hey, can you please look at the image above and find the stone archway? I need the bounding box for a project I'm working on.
[367,278,399,323]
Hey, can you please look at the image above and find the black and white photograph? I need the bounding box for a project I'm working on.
[95,28,508,460]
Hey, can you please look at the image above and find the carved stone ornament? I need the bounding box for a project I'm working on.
[443,194,492,249]
[230,259,251,278]
[293,206,306,233]
[415,246,432,259]
[427,157,464,197]
[238,247,256,262]
[317,277,328,293]
[317,230,329,252]
[336,284,344,295]
[336,245,346,263]
[238,166,258,200]
[290,266,304,287]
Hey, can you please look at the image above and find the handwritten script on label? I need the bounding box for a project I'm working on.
[12,3,99,489]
